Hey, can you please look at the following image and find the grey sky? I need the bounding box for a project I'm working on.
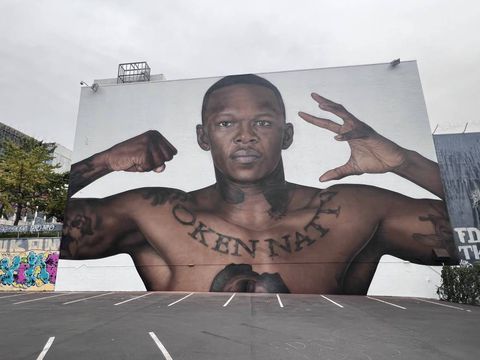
[1,0,479,150]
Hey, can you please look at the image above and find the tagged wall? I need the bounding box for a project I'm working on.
[0,238,60,291]
[434,132,480,263]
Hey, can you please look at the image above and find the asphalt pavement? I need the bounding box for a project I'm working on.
[1,291,477,360]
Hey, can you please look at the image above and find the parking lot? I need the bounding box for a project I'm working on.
[1,291,477,360]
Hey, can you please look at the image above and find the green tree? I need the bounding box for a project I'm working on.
[0,138,60,225]
[42,171,70,221]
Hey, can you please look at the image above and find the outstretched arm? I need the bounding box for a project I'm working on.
[299,94,444,198]
[63,130,178,259]
[339,185,458,294]
[61,195,136,259]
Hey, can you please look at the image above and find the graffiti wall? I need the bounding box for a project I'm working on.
[57,61,456,297]
[434,132,480,263]
[0,238,60,291]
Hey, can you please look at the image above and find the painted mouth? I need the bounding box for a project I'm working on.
[230,149,261,164]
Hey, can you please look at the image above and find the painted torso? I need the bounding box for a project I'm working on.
[128,185,381,294]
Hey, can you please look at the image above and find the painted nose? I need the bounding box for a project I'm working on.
[234,124,258,144]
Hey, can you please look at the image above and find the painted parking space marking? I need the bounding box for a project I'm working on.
[149,332,174,360]
[167,292,194,307]
[276,294,284,308]
[0,292,33,300]
[13,293,71,305]
[367,296,406,310]
[223,293,236,307]
[35,337,55,360]
[321,295,344,308]
[63,292,114,305]
[414,298,470,311]
[114,293,152,306]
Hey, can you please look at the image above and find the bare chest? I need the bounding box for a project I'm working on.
[135,200,379,293]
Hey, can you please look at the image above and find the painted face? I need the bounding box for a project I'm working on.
[200,84,292,183]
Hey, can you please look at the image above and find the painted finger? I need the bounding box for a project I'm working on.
[152,141,174,167]
[160,134,178,155]
[153,164,166,173]
[319,163,357,182]
[311,93,353,122]
[334,128,371,141]
[298,112,342,133]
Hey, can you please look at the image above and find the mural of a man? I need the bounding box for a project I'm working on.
[61,74,458,294]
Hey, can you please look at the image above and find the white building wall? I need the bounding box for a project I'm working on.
[56,62,445,298]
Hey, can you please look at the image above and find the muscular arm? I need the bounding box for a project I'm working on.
[67,130,177,197]
[61,131,178,260]
[61,195,137,259]
[339,185,458,294]
[377,194,458,265]
[67,154,111,198]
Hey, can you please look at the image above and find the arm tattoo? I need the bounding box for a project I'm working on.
[141,188,190,206]
[68,156,110,198]
[60,201,102,259]
[412,201,457,260]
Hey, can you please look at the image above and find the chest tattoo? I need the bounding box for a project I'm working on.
[171,191,340,258]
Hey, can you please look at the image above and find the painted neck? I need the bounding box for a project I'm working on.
[214,161,290,219]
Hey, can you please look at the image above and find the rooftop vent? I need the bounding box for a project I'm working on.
[117,61,151,83]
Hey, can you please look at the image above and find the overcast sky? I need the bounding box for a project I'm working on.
[1,0,479,150]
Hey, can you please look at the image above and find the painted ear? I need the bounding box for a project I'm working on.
[196,124,211,151]
[282,123,294,149]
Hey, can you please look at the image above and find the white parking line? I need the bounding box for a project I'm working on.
[114,293,152,306]
[14,293,71,305]
[167,292,194,307]
[415,298,468,311]
[276,294,284,308]
[0,292,33,299]
[35,337,55,360]
[149,332,174,360]
[321,295,344,308]
[223,293,236,307]
[63,292,114,305]
[367,296,406,310]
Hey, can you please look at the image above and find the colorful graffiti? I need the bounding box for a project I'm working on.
[0,238,60,291]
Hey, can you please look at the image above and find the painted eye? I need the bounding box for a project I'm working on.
[255,120,271,127]
[218,121,232,127]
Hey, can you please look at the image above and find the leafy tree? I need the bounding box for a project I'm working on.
[42,171,70,221]
[0,138,62,225]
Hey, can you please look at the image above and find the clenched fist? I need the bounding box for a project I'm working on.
[102,130,177,173]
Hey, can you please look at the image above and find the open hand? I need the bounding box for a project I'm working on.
[299,93,407,182]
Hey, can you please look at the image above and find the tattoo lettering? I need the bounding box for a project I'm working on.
[209,233,259,258]
[172,204,196,225]
[172,190,340,258]
[210,263,290,293]
[188,221,210,247]
[231,238,259,258]
[294,232,316,251]
[212,234,234,254]
[265,235,292,258]
[304,191,340,236]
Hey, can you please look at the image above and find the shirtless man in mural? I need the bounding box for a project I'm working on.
[61,74,458,294]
